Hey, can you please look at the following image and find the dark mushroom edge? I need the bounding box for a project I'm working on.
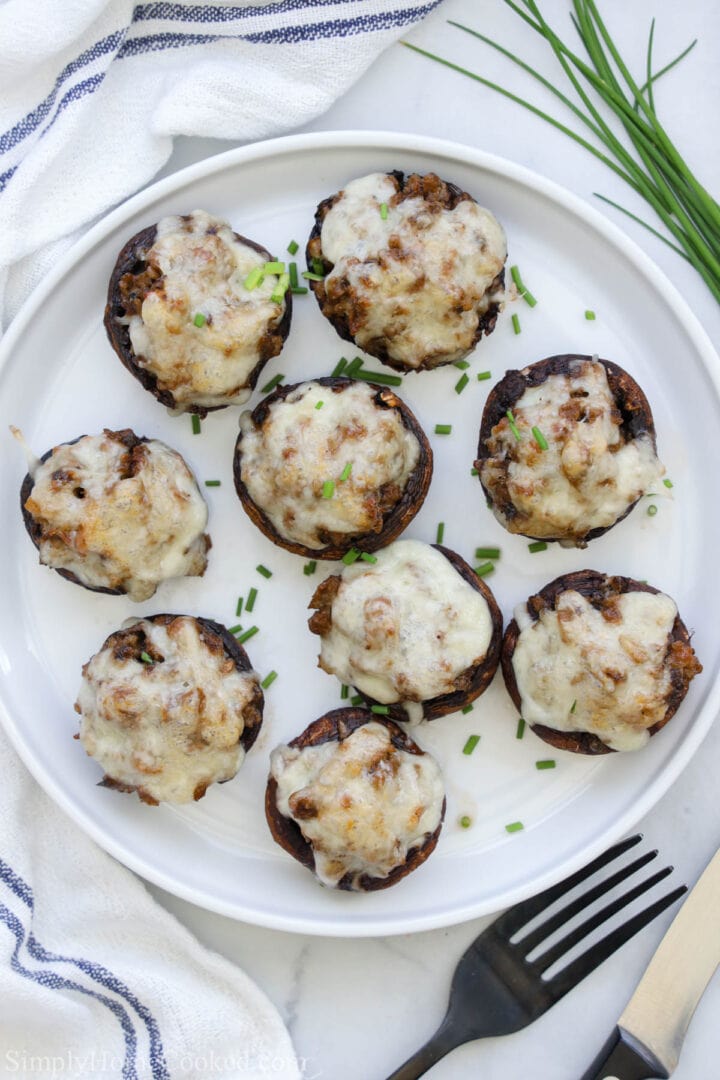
[501,570,700,755]
[306,170,505,373]
[103,221,292,417]
[308,544,503,721]
[264,707,446,891]
[233,376,433,560]
[476,354,658,545]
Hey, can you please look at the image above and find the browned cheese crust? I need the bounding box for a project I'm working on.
[308,545,503,720]
[264,707,445,890]
[476,354,657,545]
[103,219,292,417]
[306,171,504,372]
[86,613,263,804]
[233,376,433,559]
[501,570,702,755]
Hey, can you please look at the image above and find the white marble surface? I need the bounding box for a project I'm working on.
[143,1,720,1076]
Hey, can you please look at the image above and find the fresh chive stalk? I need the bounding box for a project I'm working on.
[339,462,353,482]
[505,821,524,834]
[506,409,522,441]
[246,587,258,613]
[462,704,474,714]
[311,258,325,276]
[303,560,317,576]
[460,815,472,828]
[528,540,548,553]
[256,564,272,579]
[228,624,243,636]
[463,734,481,755]
[435,423,452,435]
[371,704,390,715]
[516,717,526,739]
[204,480,221,487]
[359,552,377,563]
[342,548,361,565]
[477,370,492,381]
[532,426,549,450]
[287,239,299,255]
[345,356,364,378]
[511,313,521,334]
[536,759,556,770]
[193,312,206,327]
[261,373,285,394]
[663,478,673,488]
[191,414,201,435]
[291,286,308,295]
[315,400,324,410]
[341,684,349,699]
[140,651,154,664]
[475,546,500,560]
[261,671,278,690]
[351,369,403,387]
[332,358,348,377]
[455,373,470,394]
[570,699,577,713]
[236,626,259,644]
[470,466,479,476]
[322,480,335,499]
[454,359,470,370]
[585,309,597,320]
[236,597,243,617]
[475,561,495,577]
[264,261,285,275]
[436,522,445,544]
[288,262,299,288]
[350,694,364,706]
[244,267,264,290]
[380,202,389,220]
[270,273,289,304]
[302,271,324,282]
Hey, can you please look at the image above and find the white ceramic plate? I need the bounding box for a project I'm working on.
[2,132,719,936]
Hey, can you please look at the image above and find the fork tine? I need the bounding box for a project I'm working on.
[532,864,674,973]
[495,834,643,937]
[518,850,659,955]
[548,884,688,1000]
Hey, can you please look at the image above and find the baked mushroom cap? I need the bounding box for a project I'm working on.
[502,570,702,755]
[308,539,503,721]
[76,614,264,805]
[476,355,663,547]
[265,708,445,890]
[306,171,506,372]
[20,428,210,601]
[104,209,292,416]
[234,377,433,559]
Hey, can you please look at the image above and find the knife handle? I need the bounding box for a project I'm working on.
[580,1026,670,1080]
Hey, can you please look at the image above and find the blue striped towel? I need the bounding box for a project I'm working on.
[0,0,443,328]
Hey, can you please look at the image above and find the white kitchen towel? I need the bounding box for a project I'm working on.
[0,728,301,1080]
[0,0,443,329]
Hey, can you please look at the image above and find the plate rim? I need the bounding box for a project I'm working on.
[2,129,719,936]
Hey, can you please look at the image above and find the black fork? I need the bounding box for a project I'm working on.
[385,835,686,1080]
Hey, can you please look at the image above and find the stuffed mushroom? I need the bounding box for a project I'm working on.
[234,377,432,559]
[501,570,702,754]
[308,539,503,721]
[104,209,292,415]
[76,614,264,804]
[306,171,506,372]
[266,708,445,890]
[20,428,210,601]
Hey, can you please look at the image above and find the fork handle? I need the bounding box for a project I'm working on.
[580,1026,670,1080]
[384,1017,467,1080]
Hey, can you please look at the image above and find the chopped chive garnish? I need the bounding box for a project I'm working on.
[332,358,348,377]
[204,480,221,487]
[359,552,377,563]
[236,597,243,617]
[436,522,445,544]
[236,626,259,644]
[647,504,658,516]
[342,548,361,565]
[140,651,154,664]
[455,372,470,394]
[315,400,324,410]
[475,546,500,560]
[380,202,388,220]
[244,267,264,290]
[663,478,673,489]
[341,684,349,700]
[528,541,548,553]
[477,371,492,381]
[371,704,390,715]
[461,704,474,714]
[505,821,524,834]
[570,699,577,714]
[303,560,317,576]
[287,240,299,255]
[191,414,201,435]
[270,272,290,304]
[290,286,308,295]
[454,360,470,370]
[511,313,521,335]
[311,258,325,276]
[245,587,258,613]
[516,717,526,739]
[585,309,596,320]
[350,694,364,706]
[350,369,403,387]
[475,561,495,577]
[339,462,353,482]
[256,564,272,579]
[463,734,480,755]
[193,312,206,327]
[435,423,452,435]
[536,759,556,770]
[322,480,335,499]
[264,261,285,275]
[506,409,521,441]
[288,262,299,288]
[261,373,285,394]
[470,466,479,476]
[510,265,537,307]
[228,624,243,636]
[261,670,278,689]
[345,356,364,378]
[532,426,548,451]
[302,271,325,281]
[460,815,473,829]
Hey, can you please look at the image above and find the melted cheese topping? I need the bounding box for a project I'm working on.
[320,173,506,368]
[271,722,444,887]
[238,381,421,549]
[318,540,494,707]
[481,360,663,541]
[25,433,208,601]
[126,210,286,409]
[512,589,678,751]
[77,617,260,803]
